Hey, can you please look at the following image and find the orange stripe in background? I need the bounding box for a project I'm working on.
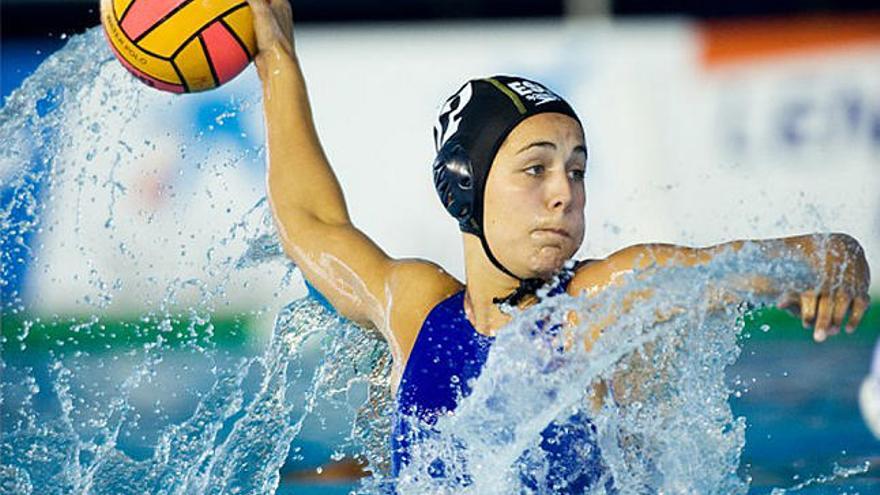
[699,14,880,68]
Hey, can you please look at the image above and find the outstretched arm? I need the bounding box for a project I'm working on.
[641,233,870,341]
[572,232,871,343]
[570,233,871,411]
[704,233,870,340]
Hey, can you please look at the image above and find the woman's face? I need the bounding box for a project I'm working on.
[482,112,586,279]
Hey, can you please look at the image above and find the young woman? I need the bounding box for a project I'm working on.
[247,0,872,490]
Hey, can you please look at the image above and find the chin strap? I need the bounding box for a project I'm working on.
[477,232,547,307]
[492,277,546,306]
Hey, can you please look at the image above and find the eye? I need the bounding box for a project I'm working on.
[568,168,586,181]
[524,164,545,176]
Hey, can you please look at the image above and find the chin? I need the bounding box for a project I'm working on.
[528,249,573,278]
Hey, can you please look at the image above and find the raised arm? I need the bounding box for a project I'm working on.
[247,0,459,348]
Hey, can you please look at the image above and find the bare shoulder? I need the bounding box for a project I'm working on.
[387,258,462,297]
[386,259,463,360]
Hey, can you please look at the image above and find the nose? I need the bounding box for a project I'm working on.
[545,169,572,212]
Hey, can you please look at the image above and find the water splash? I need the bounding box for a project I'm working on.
[381,244,821,494]
[1,28,392,494]
[770,461,871,494]
[1,28,871,495]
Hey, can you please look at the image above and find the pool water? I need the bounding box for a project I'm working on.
[269,310,880,495]
[731,332,880,494]
[4,307,877,494]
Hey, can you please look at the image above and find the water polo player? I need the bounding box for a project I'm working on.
[247,0,872,490]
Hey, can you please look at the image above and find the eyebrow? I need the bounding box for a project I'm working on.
[517,141,588,157]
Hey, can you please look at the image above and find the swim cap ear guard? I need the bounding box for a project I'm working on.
[431,75,583,306]
[432,139,479,235]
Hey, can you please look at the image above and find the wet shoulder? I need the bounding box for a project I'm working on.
[387,259,463,364]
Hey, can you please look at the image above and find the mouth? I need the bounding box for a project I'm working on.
[533,227,571,239]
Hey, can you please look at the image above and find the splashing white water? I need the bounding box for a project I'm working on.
[770,461,871,494]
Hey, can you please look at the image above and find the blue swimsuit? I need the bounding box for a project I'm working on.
[390,266,609,493]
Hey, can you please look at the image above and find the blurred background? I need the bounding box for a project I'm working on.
[2,0,880,493]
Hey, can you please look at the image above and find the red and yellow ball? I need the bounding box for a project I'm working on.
[100,0,257,93]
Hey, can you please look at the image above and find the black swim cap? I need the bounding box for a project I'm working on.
[431,75,582,305]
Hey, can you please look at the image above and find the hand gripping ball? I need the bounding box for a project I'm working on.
[100,0,257,93]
